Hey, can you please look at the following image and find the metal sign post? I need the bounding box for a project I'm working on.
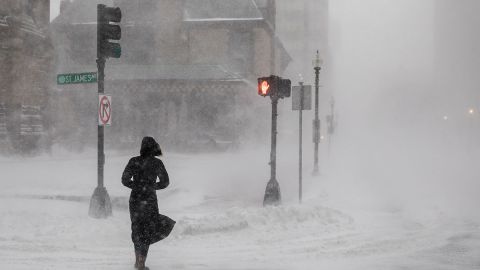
[293,83,312,203]
[313,52,322,176]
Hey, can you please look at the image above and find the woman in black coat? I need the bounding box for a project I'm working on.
[122,137,175,270]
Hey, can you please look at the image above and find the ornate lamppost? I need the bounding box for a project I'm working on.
[312,51,323,175]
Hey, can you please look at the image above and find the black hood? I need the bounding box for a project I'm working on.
[140,136,162,157]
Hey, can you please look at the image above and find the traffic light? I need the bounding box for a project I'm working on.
[257,76,291,98]
[258,76,275,97]
[256,75,291,206]
[97,4,122,59]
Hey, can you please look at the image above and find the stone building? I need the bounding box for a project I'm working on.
[0,0,54,153]
[52,0,291,151]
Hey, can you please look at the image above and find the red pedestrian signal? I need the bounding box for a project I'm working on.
[257,76,291,99]
[260,80,270,96]
[258,77,273,97]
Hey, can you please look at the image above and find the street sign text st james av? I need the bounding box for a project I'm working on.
[57,72,98,85]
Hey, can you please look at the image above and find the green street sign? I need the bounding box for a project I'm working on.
[57,72,98,85]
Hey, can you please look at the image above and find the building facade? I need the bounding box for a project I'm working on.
[52,0,291,151]
[0,0,53,153]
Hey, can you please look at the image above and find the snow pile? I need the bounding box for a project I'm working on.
[177,204,354,236]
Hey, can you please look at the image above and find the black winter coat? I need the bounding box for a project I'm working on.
[122,151,174,246]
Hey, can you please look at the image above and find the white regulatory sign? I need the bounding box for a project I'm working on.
[292,85,312,111]
[98,95,112,126]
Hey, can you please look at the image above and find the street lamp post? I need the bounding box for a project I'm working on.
[312,51,323,175]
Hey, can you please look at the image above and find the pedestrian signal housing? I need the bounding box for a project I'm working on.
[257,76,291,99]
[258,77,273,97]
[278,78,291,98]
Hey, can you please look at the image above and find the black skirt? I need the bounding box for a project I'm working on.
[148,213,176,244]
[130,193,176,245]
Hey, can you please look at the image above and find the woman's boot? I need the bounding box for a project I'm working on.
[134,252,140,269]
[138,255,149,270]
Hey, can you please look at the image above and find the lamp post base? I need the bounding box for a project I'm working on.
[263,179,282,206]
[88,186,112,218]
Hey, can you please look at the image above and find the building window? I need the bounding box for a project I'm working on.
[228,30,253,75]
[26,0,34,17]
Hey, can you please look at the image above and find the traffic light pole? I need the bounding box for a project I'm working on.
[88,56,112,219]
[313,65,321,176]
[89,4,115,218]
[98,58,105,189]
[263,94,282,206]
[270,96,277,182]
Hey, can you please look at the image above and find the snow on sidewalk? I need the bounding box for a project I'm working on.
[1,150,479,269]
[2,193,479,270]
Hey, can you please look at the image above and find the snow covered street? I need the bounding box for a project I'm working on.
[1,150,479,270]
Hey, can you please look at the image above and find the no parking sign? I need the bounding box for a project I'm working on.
[98,95,112,126]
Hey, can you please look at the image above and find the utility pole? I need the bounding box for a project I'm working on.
[312,50,322,176]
